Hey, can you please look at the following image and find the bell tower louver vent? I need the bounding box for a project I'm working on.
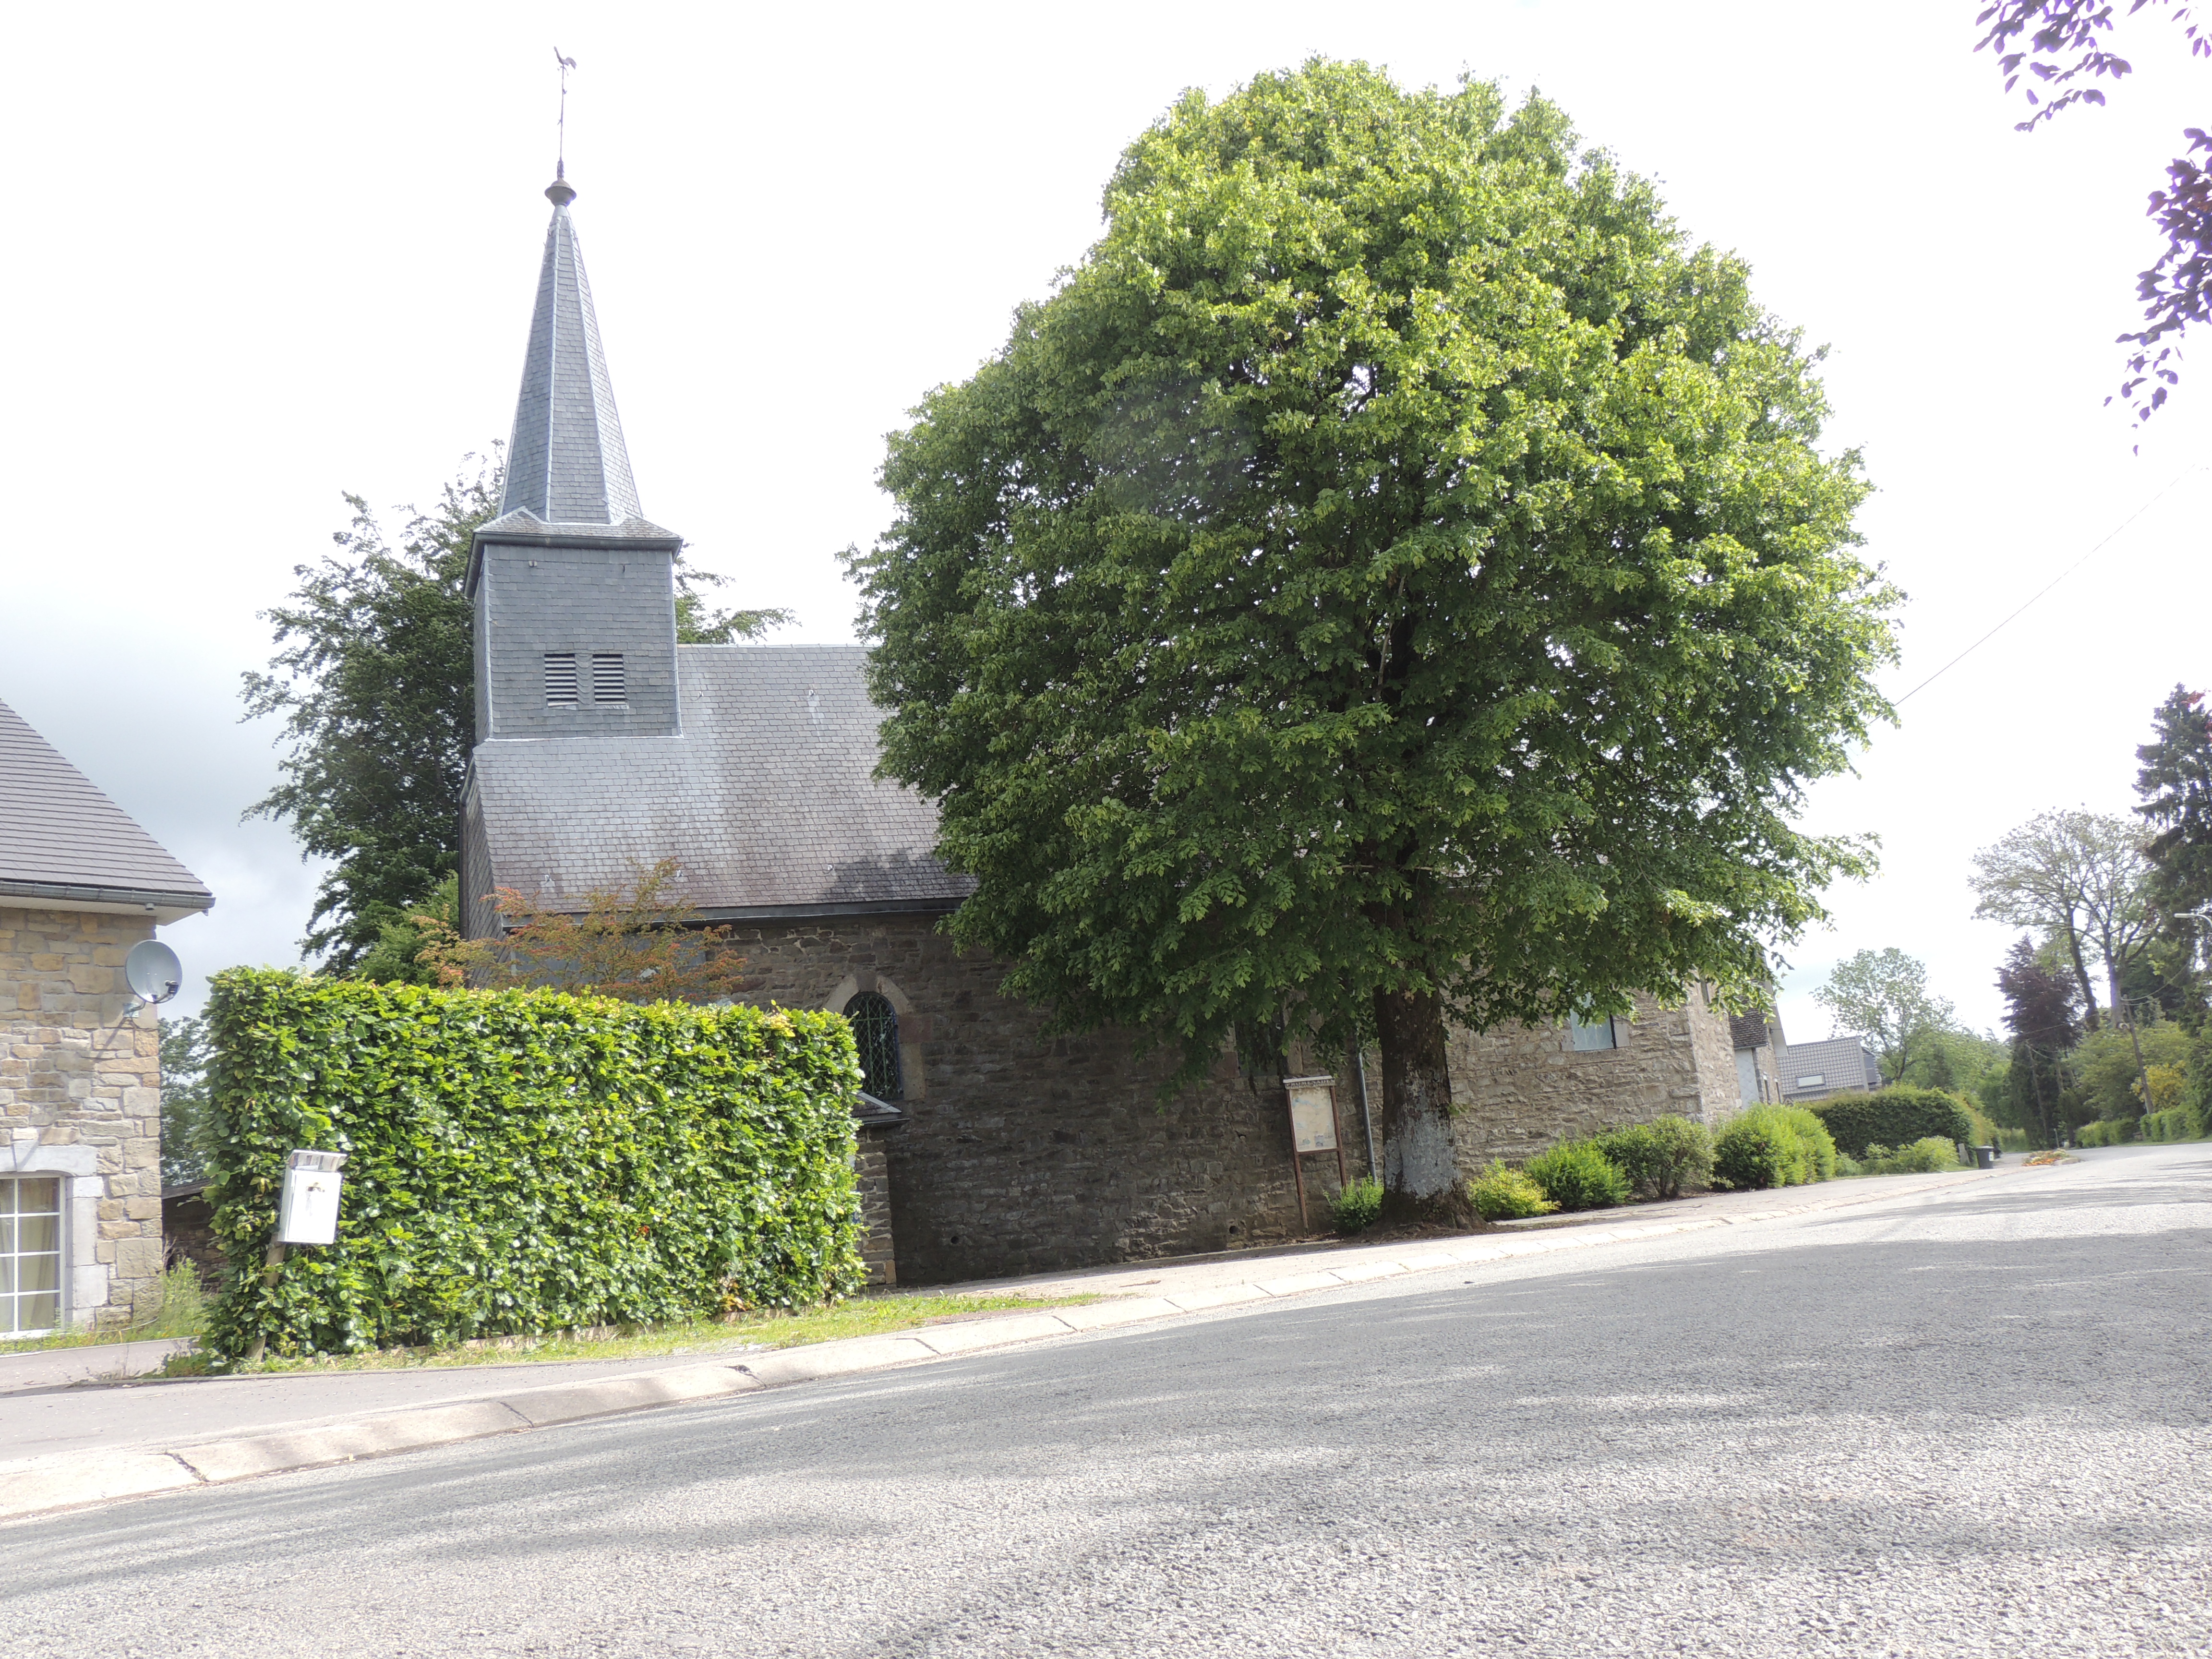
[591,653,626,703]
[544,653,578,705]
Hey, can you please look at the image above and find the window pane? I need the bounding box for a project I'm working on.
[18,1250,58,1293]
[18,1214,60,1256]
[1569,1013,1616,1051]
[842,993,904,1100]
[0,1258,12,1296]
[18,1292,60,1332]
[0,1215,12,1254]
[19,1177,60,1213]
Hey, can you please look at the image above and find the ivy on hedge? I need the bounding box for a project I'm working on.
[202,970,867,1360]
[1806,1087,1973,1158]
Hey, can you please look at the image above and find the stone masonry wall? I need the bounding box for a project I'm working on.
[854,1132,897,1286]
[1444,984,1743,1169]
[722,914,1351,1285]
[0,906,166,1329]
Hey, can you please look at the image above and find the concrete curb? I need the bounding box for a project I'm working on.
[0,1168,2001,1523]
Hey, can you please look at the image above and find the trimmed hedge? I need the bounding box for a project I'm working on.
[1808,1087,1973,1158]
[203,970,867,1360]
[2143,1104,2206,1142]
[1714,1106,1837,1190]
[1469,1161,1556,1221]
[2077,1117,2135,1147]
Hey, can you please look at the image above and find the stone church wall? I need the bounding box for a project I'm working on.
[723,913,1356,1285]
[0,906,168,1329]
[1443,984,1742,1169]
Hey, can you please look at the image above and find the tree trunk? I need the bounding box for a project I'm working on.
[1373,986,1475,1224]
[2064,921,2101,1031]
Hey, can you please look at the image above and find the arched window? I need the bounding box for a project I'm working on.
[843,992,904,1100]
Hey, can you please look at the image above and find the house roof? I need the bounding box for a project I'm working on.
[500,176,642,531]
[468,644,971,918]
[0,697,214,921]
[1779,1035,1884,1096]
[1728,1010,1770,1052]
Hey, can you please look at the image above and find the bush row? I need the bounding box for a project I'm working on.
[1713,1105,1837,1189]
[203,971,868,1360]
[1807,1088,1972,1158]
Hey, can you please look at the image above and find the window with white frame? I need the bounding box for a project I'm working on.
[1568,1010,1618,1051]
[2,1176,64,1335]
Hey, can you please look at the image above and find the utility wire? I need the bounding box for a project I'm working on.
[1893,466,2204,707]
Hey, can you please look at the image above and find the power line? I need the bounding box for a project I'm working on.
[1893,466,2204,707]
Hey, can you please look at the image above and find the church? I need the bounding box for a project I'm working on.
[458,172,1754,1285]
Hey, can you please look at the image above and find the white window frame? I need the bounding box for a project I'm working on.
[1,1174,68,1338]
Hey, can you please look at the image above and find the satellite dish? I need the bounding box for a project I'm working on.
[123,939,184,1006]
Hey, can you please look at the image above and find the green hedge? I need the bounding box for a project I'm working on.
[1524,1140,1631,1211]
[2078,1117,2136,1147]
[203,970,867,1360]
[2143,1104,2205,1142]
[1807,1087,1973,1157]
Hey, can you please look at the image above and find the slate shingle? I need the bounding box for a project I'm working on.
[0,697,214,911]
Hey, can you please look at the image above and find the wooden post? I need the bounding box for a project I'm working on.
[241,1240,286,1365]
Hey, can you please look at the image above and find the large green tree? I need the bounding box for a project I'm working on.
[852,63,1898,1217]
[245,454,791,971]
[2137,684,2212,966]
[1812,947,1961,1082]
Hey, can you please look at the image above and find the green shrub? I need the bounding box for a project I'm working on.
[1524,1140,1632,1211]
[203,970,868,1361]
[1330,1178,1384,1233]
[2077,1118,2136,1147]
[1808,1088,1974,1158]
[1593,1117,1714,1200]
[1468,1161,1557,1221]
[2141,1105,2203,1142]
[1713,1106,1838,1190]
[1863,1137,1963,1175]
[1833,1153,1865,1178]
[1996,1128,2032,1152]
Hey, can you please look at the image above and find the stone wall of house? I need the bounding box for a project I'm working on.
[1443,985,1742,1168]
[854,1132,898,1286]
[721,914,1353,1285]
[0,906,167,1329]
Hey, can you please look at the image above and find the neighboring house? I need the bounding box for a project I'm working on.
[1729,1006,1788,1106]
[1779,1035,1885,1103]
[459,172,1751,1284]
[0,698,213,1336]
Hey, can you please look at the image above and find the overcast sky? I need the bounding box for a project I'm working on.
[3,1,2205,1042]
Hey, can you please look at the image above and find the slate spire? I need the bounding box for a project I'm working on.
[500,174,644,525]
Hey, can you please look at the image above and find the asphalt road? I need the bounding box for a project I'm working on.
[7,1144,2209,1658]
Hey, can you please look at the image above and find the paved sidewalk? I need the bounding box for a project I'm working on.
[0,1162,2013,1522]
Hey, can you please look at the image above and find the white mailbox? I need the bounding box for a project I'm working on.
[277,1149,348,1245]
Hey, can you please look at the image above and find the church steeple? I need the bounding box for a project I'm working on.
[501,174,643,526]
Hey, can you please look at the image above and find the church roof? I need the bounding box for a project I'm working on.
[499,177,644,529]
[0,697,214,920]
[466,645,971,918]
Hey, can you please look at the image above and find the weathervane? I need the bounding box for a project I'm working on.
[553,47,577,179]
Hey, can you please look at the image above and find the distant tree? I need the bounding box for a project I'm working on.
[1897,1025,2012,1095]
[2070,1019,2194,1118]
[1976,2,2212,421]
[419,858,750,1004]
[1813,948,1959,1080]
[158,1014,213,1188]
[245,453,791,972]
[854,63,1898,1221]
[1996,934,2081,1145]
[2137,684,2212,968]
[1972,808,2158,1030]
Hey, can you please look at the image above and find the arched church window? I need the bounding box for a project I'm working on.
[843,992,904,1100]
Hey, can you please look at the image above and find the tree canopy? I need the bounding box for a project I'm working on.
[245,453,791,971]
[852,61,1898,1212]
[2138,683,2212,949]
[1976,1,2212,420]
[1812,947,1959,1081]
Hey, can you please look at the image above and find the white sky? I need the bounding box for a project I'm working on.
[2,1,2205,1042]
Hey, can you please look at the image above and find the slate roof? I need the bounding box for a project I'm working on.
[500,177,643,529]
[1779,1035,1884,1100]
[468,645,971,917]
[1728,1010,1770,1052]
[0,697,214,918]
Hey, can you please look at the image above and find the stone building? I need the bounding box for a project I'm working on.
[0,698,213,1334]
[460,173,1749,1284]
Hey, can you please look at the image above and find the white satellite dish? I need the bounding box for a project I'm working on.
[123,939,184,1008]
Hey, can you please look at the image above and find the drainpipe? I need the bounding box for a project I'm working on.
[1350,1043,1379,1180]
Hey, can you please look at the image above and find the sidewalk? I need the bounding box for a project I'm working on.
[0,1163,2012,1522]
